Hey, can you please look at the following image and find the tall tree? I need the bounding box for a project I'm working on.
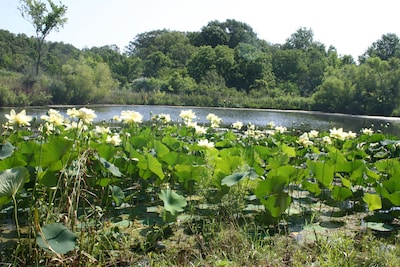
[360,33,400,63]
[19,0,67,75]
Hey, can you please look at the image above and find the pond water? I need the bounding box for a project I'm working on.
[1,105,400,135]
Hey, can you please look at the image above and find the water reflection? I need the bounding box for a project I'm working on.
[1,105,399,136]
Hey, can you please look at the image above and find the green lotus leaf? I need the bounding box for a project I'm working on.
[159,189,187,215]
[36,223,77,255]
[0,166,29,197]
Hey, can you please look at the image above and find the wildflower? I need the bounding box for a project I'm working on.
[267,121,275,129]
[40,109,64,126]
[5,109,32,126]
[179,109,196,124]
[322,136,332,145]
[120,110,143,124]
[232,121,243,130]
[94,125,110,135]
[152,113,171,124]
[66,107,80,118]
[64,121,87,131]
[198,139,215,149]
[112,115,122,122]
[347,131,357,139]
[106,133,122,146]
[206,113,222,128]
[329,127,347,141]
[308,130,319,138]
[297,133,313,147]
[77,108,97,124]
[186,121,198,128]
[194,124,207,135]
[362,128,374,135]
[275,126,287,134]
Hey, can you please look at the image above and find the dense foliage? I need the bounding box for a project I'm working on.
[1,108,400,265]
[1,18,400,115]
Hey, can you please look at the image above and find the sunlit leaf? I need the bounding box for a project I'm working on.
[331,186,352,201]
[267,154,289,169]
[162,136,181,150]
[302,180,321,196]
[147,153,164,180]
[36,137,73,171]
[387,191,400,206]
[375,158,400,176]
[159,151,179,165]
[0,167,29,197]
[255,175,287,197]
[307,160,334,187]
[36,223,76,254]
[363,193,382,211]
[281,143,296,157]
[365,167,380,180]
[341,177,351,188]
[159,189,187,215]
[259,193,291,218]
[154,140,170,158]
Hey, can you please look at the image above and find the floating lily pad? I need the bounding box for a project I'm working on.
[320,221,345,229]
[365,222,393,232]
[36,223,76,255]
[285,206,302,215]
[112,220,132,228]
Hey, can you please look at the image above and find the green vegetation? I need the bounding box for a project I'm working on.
[2,7,400,115]
[1,108,400,266]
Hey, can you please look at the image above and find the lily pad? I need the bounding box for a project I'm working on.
[159,189,187,215]
[36,223,77,255]
[365,222,394,232]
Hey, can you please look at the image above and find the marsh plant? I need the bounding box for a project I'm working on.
[1,108,400,265]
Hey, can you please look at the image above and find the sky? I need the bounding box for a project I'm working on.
[1,0,399,59]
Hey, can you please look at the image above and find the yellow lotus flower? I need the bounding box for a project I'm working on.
[120,110,143,124]
[362,128,374,135]
[232,121,243,130]
[77,108,97,124]
[194,124,207,135]
[297,133,313,147]
[106,133,122,146]
[66,107,80,118]
[206,113,222,128]
[40,109,64,126]
[179,109,196,124]
[5,109,32,126]
[198,139,215,149]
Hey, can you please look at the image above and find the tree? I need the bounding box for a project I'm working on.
[353,57,400,115]
[19,0,67,75]
[52,57,115,104]
[143,51,172,77]
[283,27,325,52]
[231,43,275,92]
[187,46,216,83]
[195,19,258,49]
[360,33,400,62]
[312,66,356,113]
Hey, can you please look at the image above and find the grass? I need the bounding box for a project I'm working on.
[3,211,399,266]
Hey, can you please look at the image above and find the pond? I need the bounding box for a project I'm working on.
[1,105,400,135]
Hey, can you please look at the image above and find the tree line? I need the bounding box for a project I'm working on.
[1,17,400,116]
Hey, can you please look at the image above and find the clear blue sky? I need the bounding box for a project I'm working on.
[1,0,399,58]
